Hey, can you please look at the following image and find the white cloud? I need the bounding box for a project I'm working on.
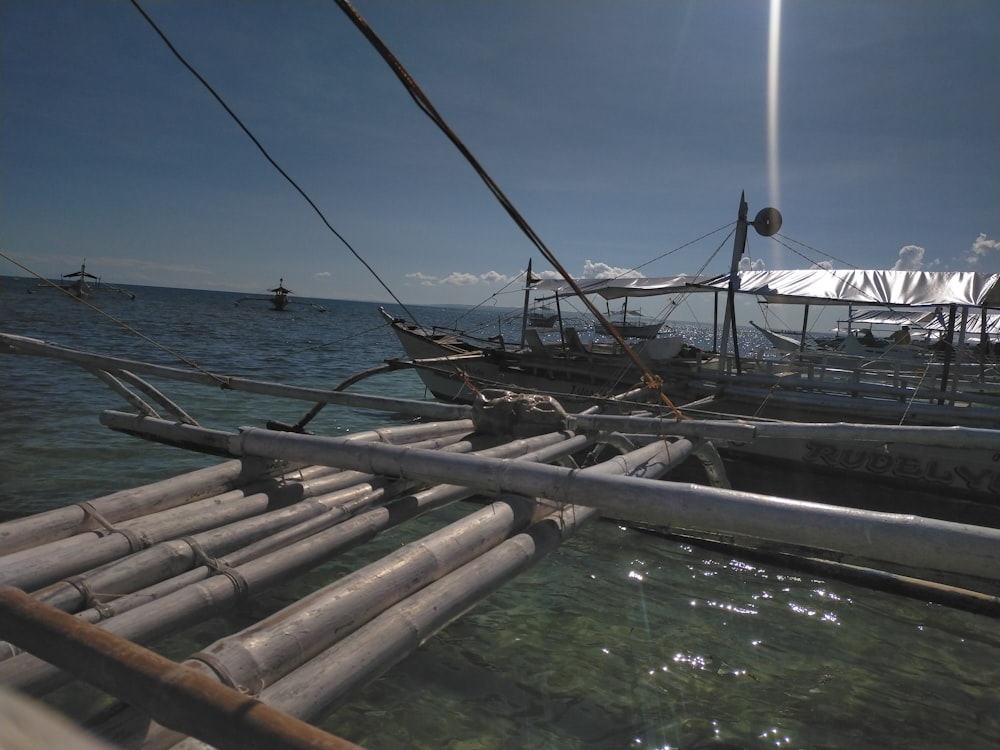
[810,260,833,270]
[891,245,925,271]
[405,269,517,287]
[313,271,331,279]
[405,271,438,286]
[480,270,513,284]
[441,272,482,286]
[965,233,1000,266]
[581,260,644,278]
[739,256,766,272]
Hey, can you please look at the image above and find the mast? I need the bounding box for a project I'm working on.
[799,304,810,352]
[717,194,749,373]
[519,259,534,348]
[718,193,782,372]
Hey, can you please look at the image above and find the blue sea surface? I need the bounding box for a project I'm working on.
[1,278,998,750]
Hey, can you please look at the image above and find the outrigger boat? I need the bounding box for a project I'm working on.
[38,261,136,300]
[61,262,100,298]
[594,302,663,339]
[379,273,703,410]
[379,196,1000,508]
[527,304,558,328]
[235,279,326,312]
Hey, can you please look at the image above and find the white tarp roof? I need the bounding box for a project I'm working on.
[706,269,1000,308]
[532,274,722,300]
[850,308,1000,335]
[535,270,1000,308]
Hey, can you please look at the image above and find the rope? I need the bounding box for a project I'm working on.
[181,536,250,600]
[65,577,117,620]
[76,501,145,553]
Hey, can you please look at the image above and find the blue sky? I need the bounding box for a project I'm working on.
[2,1,998,312]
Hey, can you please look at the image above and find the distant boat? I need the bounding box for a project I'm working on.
[527,303,558,328]
[235,279,326,312]
[268,280,292,311]
[42,261,135,300]
[594,303,663,339]
[61,263,100,298]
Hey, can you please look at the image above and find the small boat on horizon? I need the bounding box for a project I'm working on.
[37,261,136,300]
[235,279,326,312]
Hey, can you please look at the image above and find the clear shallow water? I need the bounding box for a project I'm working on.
[2,278,999,750]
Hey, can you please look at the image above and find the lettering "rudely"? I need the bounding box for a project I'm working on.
[802,441,1000,495]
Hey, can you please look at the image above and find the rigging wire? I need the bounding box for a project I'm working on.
[128,0,423,326]
[627,221,736,277]
[772,232,859,270]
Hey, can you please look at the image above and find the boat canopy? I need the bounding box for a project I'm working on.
[535,270,1000,308]
[849,308,1000,334]
[704,270,1000,308]
[532,274,723,300]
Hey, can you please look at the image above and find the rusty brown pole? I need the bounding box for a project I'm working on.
[0,585,365,750]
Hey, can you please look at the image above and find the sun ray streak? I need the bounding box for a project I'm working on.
[767,0,783,263]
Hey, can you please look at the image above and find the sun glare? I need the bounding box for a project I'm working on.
[767,0,782,213]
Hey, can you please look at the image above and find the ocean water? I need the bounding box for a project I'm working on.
[1,278,999,750]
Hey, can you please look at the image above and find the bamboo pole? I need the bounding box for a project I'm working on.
[183,492,556,695]
[1,423,479,592]
[0,586,367,750]
[62,416,995,586]
[259,503,599,725]
[571,412,1000,449]
[52,429,579,621]
[0,331,473,420]
[1,487,277,592]
[49,482,413,634]
[31,475,411,614]
[3,484,331,592]
[26,429,486,616]
[170,440,680,702]
[0,458,274,554]
[0,432,593,695]
[225,425,1000,582]
[144,436,681,749]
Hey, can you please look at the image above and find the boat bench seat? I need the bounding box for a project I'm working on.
[524,328,552,356]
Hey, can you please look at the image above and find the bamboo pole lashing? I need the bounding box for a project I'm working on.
[184,492,555,695]
[0,424,483,592]
[0,431,596,694]
[0,458,274,554]
[31,475,414,614]
[0,476,424,679]
[0,417,479,556]
[157,438,680,703]
[11,426,580,608]
[141,436,678,748]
